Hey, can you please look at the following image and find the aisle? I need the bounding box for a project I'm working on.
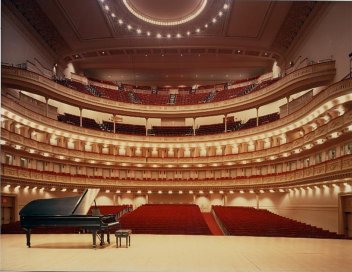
[203,212,224,236]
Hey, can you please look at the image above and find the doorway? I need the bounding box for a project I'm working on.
[1,195,16,224]
[339,193,352,237]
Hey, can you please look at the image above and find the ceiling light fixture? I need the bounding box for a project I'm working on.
[99,0,230,39]
[122,0,208,26]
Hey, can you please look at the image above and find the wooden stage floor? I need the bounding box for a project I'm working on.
[1,234,352,272]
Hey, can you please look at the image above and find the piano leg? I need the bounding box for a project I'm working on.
[107,231,110,244]
[92,230,97,248]
[100,232,105,246]
[25,228,31,248]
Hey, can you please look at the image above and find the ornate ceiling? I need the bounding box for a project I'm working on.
[4,0,325,86]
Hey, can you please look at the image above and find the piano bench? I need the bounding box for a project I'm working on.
[115,229,132,248]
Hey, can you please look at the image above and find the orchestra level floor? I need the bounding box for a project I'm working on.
[1,234,352,272]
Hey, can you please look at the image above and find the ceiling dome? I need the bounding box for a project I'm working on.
[123,0,207,26]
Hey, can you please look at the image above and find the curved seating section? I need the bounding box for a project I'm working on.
[212,206,345,239]
[54,77,279,106]
[57,112,279,136]
[88,205,132,216]
[119,204,211,235]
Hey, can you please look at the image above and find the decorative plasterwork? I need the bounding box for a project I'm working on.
[272,1,317,53]
[2,156,352,190]
[5,0,69,54]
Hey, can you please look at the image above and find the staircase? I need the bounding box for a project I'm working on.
[202,213,224,236]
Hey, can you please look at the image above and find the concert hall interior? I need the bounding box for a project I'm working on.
[1,0,352,271]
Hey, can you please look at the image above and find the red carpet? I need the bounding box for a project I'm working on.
[203,213,224,236]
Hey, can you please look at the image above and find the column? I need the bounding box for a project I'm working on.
[256,107,259,126]
[232,143,239,154]
[224,114,227,133]
[263,138,271,149]
[193,117,196,136]
[256,194,259,209]
[145,194,149,204]
[79,108,83,127]
[286,96,290,115]
[145,118,148,136]
[45,98,49,117]
[247,141,255,152]
[113,115,116,133]
[223,194,227,206]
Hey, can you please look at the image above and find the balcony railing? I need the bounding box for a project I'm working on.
[1,61,336,118]
[2,155,351,189]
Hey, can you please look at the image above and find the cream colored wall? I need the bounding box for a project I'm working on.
[260,185,352,232]
[289,2,352,81]
[1,187,78,221]
[1,11,54,70]
[148,194,193,204]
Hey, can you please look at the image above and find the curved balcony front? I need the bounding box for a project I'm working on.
[1,61,336,118]
[2,155,352,190]
[2,77,351,149]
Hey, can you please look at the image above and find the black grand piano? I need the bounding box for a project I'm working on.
[19,188,119,248]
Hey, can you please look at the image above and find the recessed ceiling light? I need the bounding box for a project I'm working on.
[219,11,223,16]
[187,31,191,36]
[118,19,123,25]
[104,5,109,11]
[167,34,171,38]
[127,25,132,30]
[147,31,151,36]
[223,4,229,9]
[156,33,162,38]
[136,29,141,34]
[212,18,217,23]
[196,28,200,33]
[111,13,115,18]
[176,33,181,38]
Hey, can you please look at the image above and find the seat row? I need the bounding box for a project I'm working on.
[212,206,345,239]
[54,78,278,105]
[119,204,211,235]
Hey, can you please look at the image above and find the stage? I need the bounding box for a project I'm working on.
[1,234,351,271]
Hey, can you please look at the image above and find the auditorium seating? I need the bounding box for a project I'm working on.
[196,121,242,135]
[88,205,132,216]
[150,126,193,136]
[102,121,146,135]
[212,206,345,239]
[176,93,209,105]
[57,113,101,130]
[55,79,91,96]
[119,204,211,235]
[53,76,278,106]
[136,93,170,105]
[57,112,279,136]
[240,112,280,130]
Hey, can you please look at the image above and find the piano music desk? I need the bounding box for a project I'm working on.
[115,229,132,248]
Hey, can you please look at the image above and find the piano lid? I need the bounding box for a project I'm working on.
[19,188,100,216]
